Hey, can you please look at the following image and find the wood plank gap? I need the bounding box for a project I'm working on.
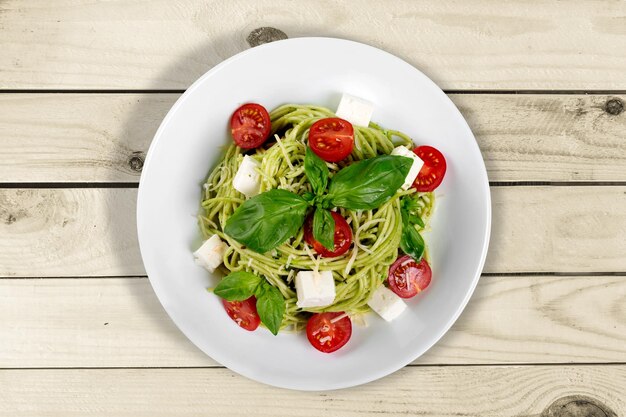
[0,366,223,371]
[0,275,148,280]
[481,271,626,277]
[0,89,186,94]
[408,362,626,367]
[2,362,625,371]
[1,89,626,95]
[0,183,139,189]
[3,272,626,280]
[446,90,626,95]
[490,181,626,187]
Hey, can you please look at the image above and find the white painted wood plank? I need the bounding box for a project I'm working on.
[0,276,624,368]
[1,1,625,89]
[450,94,626,182]
[0,189,143,277]
[0,94,166,183]
[0,366,623,416]
[0,94,624,183]
[1,187,625,276]
[0,278,210,367]
[488,186,626,273]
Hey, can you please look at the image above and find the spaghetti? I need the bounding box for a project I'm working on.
[199,104,434,330]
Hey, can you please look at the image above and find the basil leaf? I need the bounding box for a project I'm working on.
[402,195,420,213]
[302,191,316,204]
[400,203,409,225]
[312,208,335,251]
[410,214,425,228]
[214,271,262,301]
[304,146,329,195]
[325,155,412,210]
[255,281,285,335]
[400,225,425,261]
[401,195,425,228]
[224,189,309,253]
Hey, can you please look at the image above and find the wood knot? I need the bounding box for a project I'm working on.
[541,395,616,417]
[246,27,288,47]
[128,154,144,172]
[605,98,623,115]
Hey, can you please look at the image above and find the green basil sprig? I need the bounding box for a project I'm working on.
[400,224,425,261]
[304,146,329,195]
[399,196,426,261]
[213,271,285,335]
[323,155,412,210]
[213,271,261,301]
[401,196,425,227]
[225,155,411,254]
[312,208,335,251]
[224,189,309,253]
[254,281,285,336]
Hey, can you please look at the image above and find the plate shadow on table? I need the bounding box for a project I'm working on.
[108,33,252,362]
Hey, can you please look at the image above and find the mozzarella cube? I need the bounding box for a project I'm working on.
[391,146,424,190]
[295,270,336,308]
[193,234,227,273]
[367,285,407,322]
[233,155,261,198]
[335,93,374,127]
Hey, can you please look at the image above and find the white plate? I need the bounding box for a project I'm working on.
[137,37,491,391]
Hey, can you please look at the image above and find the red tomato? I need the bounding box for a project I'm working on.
[306,312,352,353]
[230,103,271,149]
[222,296,260,331]
[303,212,353,257]
[387,255,432,298]
[308,118,354,162]
[412,146,447,192]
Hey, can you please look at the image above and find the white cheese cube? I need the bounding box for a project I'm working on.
[367,285,407,322]
[295,270,336,308]
[193,234,227,273]
[232,155,261,198]
[391,146,424,190]
[335,93,374,127]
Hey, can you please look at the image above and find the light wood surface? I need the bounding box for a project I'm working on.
[0,366,624,417]
[1,275,624,368]
[1,94,624,183]
[1,1,625,414]
[0,189,141,277]
[2,187,625,277]
[1,1,626,90]
[0,94,162,183]
[451,94,626,182]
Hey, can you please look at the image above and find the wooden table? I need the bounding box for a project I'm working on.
[1,2,625,415]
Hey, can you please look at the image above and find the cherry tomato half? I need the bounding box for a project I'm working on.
[412,146,447,192]
[308,118,354,162]
[387,255,432,298]
[230,103,271,149]
[303,211,353,257]
[222,296,261,331]
[306,312,352,353]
